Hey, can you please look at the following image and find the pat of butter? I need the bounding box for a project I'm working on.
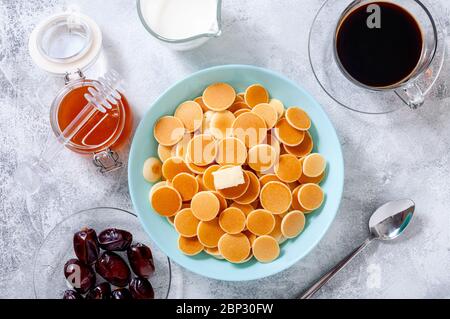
[212,166,245,190]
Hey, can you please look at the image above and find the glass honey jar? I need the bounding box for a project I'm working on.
[49,73,133,172]
[28,10,133,173]
[15,10,134,195]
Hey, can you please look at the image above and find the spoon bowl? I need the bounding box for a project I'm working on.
[369,199,415,241]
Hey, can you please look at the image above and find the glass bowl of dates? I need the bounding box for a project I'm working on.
[33,207,171,299]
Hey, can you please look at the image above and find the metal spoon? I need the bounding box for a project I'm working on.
[300,199,415,299]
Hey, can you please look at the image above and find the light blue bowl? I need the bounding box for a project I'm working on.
[128,65,344,281]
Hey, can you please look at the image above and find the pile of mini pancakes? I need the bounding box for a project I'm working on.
[143,82,327,264]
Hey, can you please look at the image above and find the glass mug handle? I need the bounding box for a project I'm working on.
[395,82,425,109]
[394,5,447,111]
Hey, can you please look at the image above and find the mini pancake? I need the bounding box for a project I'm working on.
[232,112,267,148]
[274,118,305,146]
[175,133,193,158]
[185,156,211,175]
[194,96,209,112]
[247,144,277,172]
[252,103,278,129]
[174,101,203,132]
[219,207,246,234]
[281,210,306,238]
[218,233,251,263]
[298,204,312,214]
[196,175,207,191]
[197,218,225,248]
[260,181,292,214]
[269,98,285,118]
[202,165,220,190]
[230,202,254,216]
[237,252,253,264]
[246,209,276,236]
[162,156,191,181]
[244,84,269,108]
[259,174,281,186]
[178,236,204,256]
[274,154,302,183]
[172,172,199,201]
[186,134,217,166]
[263,133,281,155]
[243,230,257,246]
[191,191,220,221]
[228,101,251,113]
[298,170,325,184]
[158,144,175,162]
[283,131,313,157]
[151,186,182,217]
[234,171,261,204]
[216,137,247,166]
[174,208,201,237]
[142,157,162,183]
[235,94,244,102]
[233,108,250,117]
[291,185,303,211]
[298,183,324,211]
[285,107,311,131]
[202,82,236,111]
[149,181,168,201]
[252,235,280,263]
[201,110,214,134]
[210,110,235,139]
[303,153,326,177]
[237,92,245,99]
[269,215,283,243]
[204,247,224,259]
[211,191,228,211]
[154,116,185,146]
[217,166,250,199]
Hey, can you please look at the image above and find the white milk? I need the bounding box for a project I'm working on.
[140,0,218,40]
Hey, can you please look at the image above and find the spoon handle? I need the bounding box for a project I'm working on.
[299,237,374,299]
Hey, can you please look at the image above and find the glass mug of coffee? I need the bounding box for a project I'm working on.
[309,0,446,114]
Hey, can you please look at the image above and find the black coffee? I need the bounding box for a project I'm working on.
[336,2,423,88]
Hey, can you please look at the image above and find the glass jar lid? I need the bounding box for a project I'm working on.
[28,12,102,75]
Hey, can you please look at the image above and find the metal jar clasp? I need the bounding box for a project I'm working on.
[64,69,85,84]
[93,148,122,173]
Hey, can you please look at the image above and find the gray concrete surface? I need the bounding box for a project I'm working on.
[1,0,449,298]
